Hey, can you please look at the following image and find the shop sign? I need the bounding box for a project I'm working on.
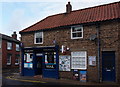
[36,53,43,56]
[45,65,56,69]
[43,49,55,52]
[24,50,33,53]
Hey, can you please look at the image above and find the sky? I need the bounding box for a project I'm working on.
[0,0,120,39]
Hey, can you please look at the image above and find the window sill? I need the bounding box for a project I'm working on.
[7,49,12,50]
[71,37,83,39]
[7,63,11,65]
[34,42,43,44]
[16,50,20,52]
[15,63,19,65]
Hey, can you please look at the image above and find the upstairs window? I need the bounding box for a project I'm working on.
[16,44,20,51]
[34,32,43,44]
[7,42,12,50]
[71,25,83,39]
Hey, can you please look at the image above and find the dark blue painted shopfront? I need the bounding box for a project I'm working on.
[21,45,59,79]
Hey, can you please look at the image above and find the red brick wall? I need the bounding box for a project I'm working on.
[21,19,119,82]
[2,39,20,68]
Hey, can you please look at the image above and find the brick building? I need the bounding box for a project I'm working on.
[0,32,20,68]
[19,2,120,83]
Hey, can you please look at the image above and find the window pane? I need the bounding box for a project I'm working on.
[36,32,42,38]
[15,55,20,65]
[7,42,12,50]
[7,54,11,65]
[35,32,43,44]
[72,27,82,32]
[36,38,42,43]
[76,32,82,37]
[72,33,77,37]
[71,52,86,69]
[45,52,56,64]
[24,53,33,68]
[16,44,20,51]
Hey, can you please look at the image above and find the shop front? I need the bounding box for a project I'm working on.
[20,45,59,79]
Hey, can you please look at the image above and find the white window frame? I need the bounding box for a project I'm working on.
[7,42,12,50]
[7,54,12,65]
[34,32,43,44]
[71,25,83,39]
[15,55,19,65]
[71,51,87,69]
[16,44,20,51]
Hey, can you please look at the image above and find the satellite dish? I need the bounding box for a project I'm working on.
[89,34,97,41]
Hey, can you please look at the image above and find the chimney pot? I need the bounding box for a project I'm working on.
[12,31,17,39]
[66,2,72,13]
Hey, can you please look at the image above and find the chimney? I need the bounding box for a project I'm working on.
[12,31,17,39]
[66,2,72,13]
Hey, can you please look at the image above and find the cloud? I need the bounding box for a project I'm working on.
[9,8,25,29]
[1,0,120,2]
[1,0,120,39]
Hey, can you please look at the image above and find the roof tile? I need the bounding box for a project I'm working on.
[20,2,120,33]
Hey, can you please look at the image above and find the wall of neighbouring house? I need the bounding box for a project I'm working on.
[21,19,119,82]
[2,39,20,68]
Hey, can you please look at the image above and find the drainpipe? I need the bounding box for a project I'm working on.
[96,22,101,82]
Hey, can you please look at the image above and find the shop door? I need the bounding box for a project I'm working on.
[42,52,59,79]
[36,54,43,75]
[102,51,116,82]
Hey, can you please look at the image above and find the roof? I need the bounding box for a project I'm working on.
[20,1,120,33]
[0,33,20,43]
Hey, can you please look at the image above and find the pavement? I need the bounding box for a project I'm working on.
[5,73,120,86]
[2,68,120,86]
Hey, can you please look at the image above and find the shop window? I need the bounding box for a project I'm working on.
[71,25,83,39]
[15,54,20,65]
[71,51,87,69]
[7,54,12,65]
[34,32,43,44]
[24,53,33,68]
[45,52,56,69]
[16,44,20,51]
[7,42,12,50]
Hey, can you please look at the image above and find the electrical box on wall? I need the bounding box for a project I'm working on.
[61,45,70,55]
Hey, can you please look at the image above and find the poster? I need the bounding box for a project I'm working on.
[24,53,33,68]
[80,71,87,82]
[59,55,70,71]
[88,56,96,66]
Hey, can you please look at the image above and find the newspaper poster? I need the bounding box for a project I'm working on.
[59,55,70,71]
